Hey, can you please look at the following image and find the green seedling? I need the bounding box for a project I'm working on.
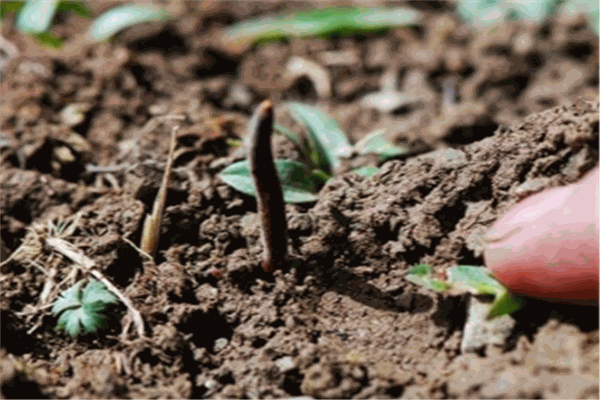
[406,264,523,319]
[52,279,118,337]
[456,0,555,28]
[2,1,170,49]
[220,159,320,203]
[2,0,93,48]
[456,0,599,35]
[353,128,410,161]
[221,6,422,53]
[85,3,170,42]
[219,103,409,203]
[284,102,353,173]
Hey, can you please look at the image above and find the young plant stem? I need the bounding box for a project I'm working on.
[248,100,287,272]
[140,120,180,257]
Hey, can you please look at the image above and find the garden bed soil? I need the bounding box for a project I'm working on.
[1,1,599,398]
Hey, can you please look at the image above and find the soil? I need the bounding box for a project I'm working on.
[1,1,599,399]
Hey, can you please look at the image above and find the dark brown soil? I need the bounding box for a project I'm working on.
[1,1,598,399]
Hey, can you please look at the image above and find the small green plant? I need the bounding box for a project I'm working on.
[406,264,523,319]
[456,0,599,35]
[1,1,170,49]
[221,6,422,53]
[218,103,409,203]
[52,279,118,337]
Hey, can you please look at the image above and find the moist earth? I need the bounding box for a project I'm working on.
[1,1,599,399]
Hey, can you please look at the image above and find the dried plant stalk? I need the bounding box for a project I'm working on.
[140,122,179,257]
[248,100,287,272]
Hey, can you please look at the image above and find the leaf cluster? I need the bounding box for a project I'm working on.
[221,6,422,52]
[1,1,170,49]
[218,103,409,203]
[456,0,599,35]
[406,264,523,319]
[52,279,118,337]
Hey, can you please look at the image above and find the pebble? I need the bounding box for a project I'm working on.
[283,56,332,99]
[461,296,516,354]
[275,356,296,373]
[227,82,253,108]
[360,90,414,114]
[213,338,229,352]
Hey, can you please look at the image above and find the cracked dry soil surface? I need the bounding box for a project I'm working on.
[2,100,599,398]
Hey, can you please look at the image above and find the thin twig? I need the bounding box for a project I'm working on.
[45,237,145,339]
[122,236,153,261]
[248,100,287,272]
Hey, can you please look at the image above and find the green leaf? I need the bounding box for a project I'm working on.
[52,280,84,315]
[56,1,93,18]
[0,1,25,19]
[352,166,379,177]
[227,138,243,148]
[82,280,117,306]
[53,280,117,337]
[353,129,410,160]
[311,168,332,184]
[406,264,523,319]
[222,6,421,52]
[456,0,555,28]
[406,264,453,292]
[487,289,523,320]
[218,159,319,203]
[16,0,59,33]
[448,265,505,296]
[285,103,352,173]
[557,0,599,36]
[85,4,169,42]
[32,32,65,48]
[274,123,311,160]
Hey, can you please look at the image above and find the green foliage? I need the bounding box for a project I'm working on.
[353,129,410,161]
[222,6,422,51]
[456,0,555,28]
[52,280,118,337]
[32,32,65,49]
[285,103,353,173]
[0,1,26,19]
[3,1,170,49]
[16,0,60,33]
[219,159,320,203]
[456,0,599,35]
[556,0,599,35]
[220,103,407,202]
[56,0,93,18]
[352,166,380,178]
[85,4,170,42]
[406,264,454,292]
[406,264,523,319]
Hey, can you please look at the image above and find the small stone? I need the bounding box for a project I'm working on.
[460,296,516,354]
[193,348,208,362]
[198,243,212,256]
[360,91,414,114]
[275,356,296,373]
[228,83,253,108]
[283,56,332,98]
[203,378,217,390]
[213,337,229,352]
